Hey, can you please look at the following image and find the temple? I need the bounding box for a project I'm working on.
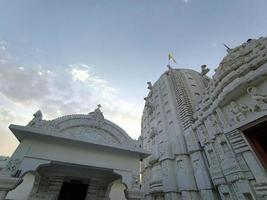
[141,37,267,200]
[0,106,149,200]
[0,36,267,200]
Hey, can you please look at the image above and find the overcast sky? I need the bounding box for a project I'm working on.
[1,0,267,156]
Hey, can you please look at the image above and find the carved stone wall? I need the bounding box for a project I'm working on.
[142,36,267,200]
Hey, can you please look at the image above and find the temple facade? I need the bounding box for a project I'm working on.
[141,36,267,200]
[0,107,149,200]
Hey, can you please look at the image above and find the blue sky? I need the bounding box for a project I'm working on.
[1,0,267,155]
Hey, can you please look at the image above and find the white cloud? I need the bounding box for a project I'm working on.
[71,67,90,82]
[0,59,7,64]
[0,62,143,156]
[0,41,7,52]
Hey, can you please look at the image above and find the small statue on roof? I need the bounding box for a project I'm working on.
[27,110,43,127]
[89,104,104,124]
[200,65,210,76]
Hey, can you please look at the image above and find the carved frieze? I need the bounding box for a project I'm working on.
[227,101,250,125]
[59,126,120,145]
[247,86,267,111]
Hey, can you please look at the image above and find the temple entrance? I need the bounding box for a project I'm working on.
[243,120,267,169]
[58,181,88,200]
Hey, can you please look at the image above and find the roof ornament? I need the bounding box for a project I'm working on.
[27,110,43,126]
[200,65,210,76]
[88,104,104,126]
[223,43,232,53]
[168,53,176,64]
[166,64,172,70]
[147,82,153,90]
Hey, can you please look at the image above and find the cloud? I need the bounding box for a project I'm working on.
[0,62,143,155]
[0,107,15,124]
[182,0,191,3]
[0,41,7,52]
[71,66,90,82]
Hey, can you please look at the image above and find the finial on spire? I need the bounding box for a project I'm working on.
[167,64,172,70]
[168,53,176,64]
[97,104,102,110]
[223,43,231,53]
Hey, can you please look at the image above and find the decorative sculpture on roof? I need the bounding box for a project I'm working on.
[27,110,43,127]
[88,104,104,127]
[247,86,267,111]
[200,65,210,76]
[144,82,155,115]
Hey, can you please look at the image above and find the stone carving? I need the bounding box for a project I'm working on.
[60,126,120,145]
[147,82,153,90]
[27,110,58,129]
[206,114,222,136]
[2,158,21,176]
[247,86,267,111]
[200,64,210,76]
[141,36,267,200]
[193,159,201,170]
[196,125,209,145]
[228,101,250,124]
[177,160,185,170]
[161,161,168,176]
[158,141,165,158]
[132,174,140,189]
[207,148,217,166]
[88,104,104,127]
[144,97,155,115]
[27,110,43,127]
[137,135,143,148]
[149,127,157,139]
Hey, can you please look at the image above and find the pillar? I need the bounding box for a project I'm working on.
[0,175,20,200]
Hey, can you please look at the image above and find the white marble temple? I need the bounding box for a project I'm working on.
[141,37,267,200]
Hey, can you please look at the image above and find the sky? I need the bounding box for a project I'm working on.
[1,0,267,156]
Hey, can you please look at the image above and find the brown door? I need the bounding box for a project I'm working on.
[243,120,267,169]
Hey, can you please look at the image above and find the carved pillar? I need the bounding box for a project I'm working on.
[114,169,144,200]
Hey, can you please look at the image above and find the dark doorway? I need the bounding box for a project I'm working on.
[243,120,267,169]
[58,181,88,200]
